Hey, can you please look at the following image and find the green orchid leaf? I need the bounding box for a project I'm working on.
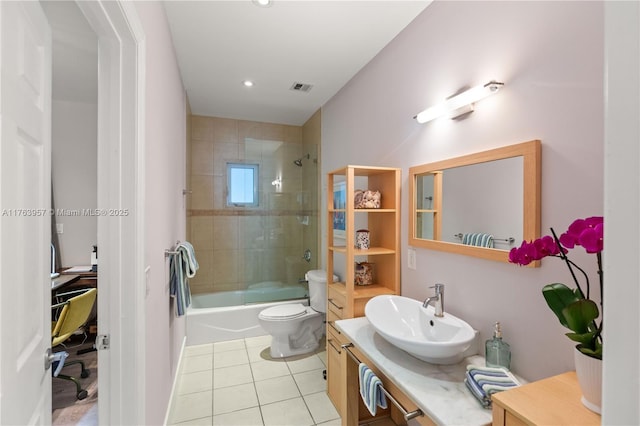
[562,299,599,334]
[576,343,603,360]
[566,331,597,346]
[542,283,580,328]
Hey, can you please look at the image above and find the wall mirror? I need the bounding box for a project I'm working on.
[409,140,541,264]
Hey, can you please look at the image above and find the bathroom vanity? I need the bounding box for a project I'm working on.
[334,317,493,426]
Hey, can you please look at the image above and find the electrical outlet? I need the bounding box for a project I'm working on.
[408,247,416,270]
[56,223,63,234]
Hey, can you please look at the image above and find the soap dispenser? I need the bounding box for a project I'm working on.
[485,322,511,370]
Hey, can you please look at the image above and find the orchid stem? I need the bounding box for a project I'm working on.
[551,228,588,298]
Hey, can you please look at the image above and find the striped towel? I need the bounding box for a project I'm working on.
[359,363,387,416]
[462,233,494,248]
[465,364,520,408]
[170,241,199,316]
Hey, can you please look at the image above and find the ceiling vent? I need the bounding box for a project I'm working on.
[290,82,313,93]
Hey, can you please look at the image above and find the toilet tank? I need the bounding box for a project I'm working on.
[306,269,337,313]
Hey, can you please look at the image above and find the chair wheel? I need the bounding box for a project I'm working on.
[77,390,88,400]
[81,370,90,379]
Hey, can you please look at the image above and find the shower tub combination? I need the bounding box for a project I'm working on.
[186,282,309,345]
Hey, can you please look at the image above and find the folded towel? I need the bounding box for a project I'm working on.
[462,233,494,248]
[465,364,521,408]
[464,377,491,408]
[170,241,199,316]
[177,241,199,278]
[359,363,387,416]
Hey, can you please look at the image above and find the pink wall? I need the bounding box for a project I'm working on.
[322,1,604,381]
[134,2,187,424]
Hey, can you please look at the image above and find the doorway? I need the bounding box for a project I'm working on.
[40,1,99,422]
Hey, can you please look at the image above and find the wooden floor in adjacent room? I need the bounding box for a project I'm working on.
[52,335,98,426]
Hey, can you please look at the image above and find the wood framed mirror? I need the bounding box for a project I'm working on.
[409,140,541,264]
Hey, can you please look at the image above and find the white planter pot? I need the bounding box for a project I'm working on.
[574,347,602,414]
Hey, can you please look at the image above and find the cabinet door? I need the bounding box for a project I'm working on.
[327,330,344,417]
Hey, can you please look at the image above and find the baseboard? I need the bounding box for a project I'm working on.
[163,336,187,426]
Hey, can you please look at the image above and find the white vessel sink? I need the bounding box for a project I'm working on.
[365,295,476,365]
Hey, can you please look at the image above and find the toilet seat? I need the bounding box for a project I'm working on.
[259,303,308,321]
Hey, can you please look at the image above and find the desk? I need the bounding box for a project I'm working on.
[59,269,97,291]
[51,274,80,291]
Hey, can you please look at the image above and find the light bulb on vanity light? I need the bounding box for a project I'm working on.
[414,81,504,124]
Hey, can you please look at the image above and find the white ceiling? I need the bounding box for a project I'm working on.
[163,1,431,125]
[43,1,431,126]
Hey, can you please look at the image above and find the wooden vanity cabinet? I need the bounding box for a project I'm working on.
[326,165,401,418]
[492,372,601,426]
[341,339,435,426]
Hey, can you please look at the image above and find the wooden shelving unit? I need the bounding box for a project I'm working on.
[325,165,401,418]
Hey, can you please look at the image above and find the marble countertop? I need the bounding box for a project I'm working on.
[335,317,493,426]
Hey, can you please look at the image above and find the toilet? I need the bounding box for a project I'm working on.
[258,270,335,358]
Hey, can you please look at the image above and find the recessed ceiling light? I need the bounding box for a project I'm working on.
[252,0,272,7]
[243,80,254,87]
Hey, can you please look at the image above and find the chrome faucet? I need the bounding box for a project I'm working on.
[423,283,444,317]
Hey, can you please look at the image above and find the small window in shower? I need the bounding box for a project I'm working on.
[227,162,259,207]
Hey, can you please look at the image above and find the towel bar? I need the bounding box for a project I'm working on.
[165,241,182,258]
[164,250,179,258]
[454,233,515,244]
[341,343,423,421]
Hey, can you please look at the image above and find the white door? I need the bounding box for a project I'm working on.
[0,2,52,424]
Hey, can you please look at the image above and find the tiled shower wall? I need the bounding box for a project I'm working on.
[188,114,319,295]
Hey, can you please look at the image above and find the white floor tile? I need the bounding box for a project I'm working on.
[251,359,291,382]
[213,364,253,389]
[179,370,213,395]
[247,343,275,363]
[213,348,249,368]
[173,416,213,425]
[212,383,258,415]
[183,353,214,374]
[213,339,245,353]
[254,375,301,405]
[245,334,271,348]
[315,419,342,426]
[171,337,342,426]
[317,350,327,366]
[212,406,263,426]
[260,397,314,426]
[286,354,325,374]
[293,368,326,395]
[170,390,213,424]
[184,343,214,357]
[304,391,340,424]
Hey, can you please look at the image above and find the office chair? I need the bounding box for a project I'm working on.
[51,288,97,400]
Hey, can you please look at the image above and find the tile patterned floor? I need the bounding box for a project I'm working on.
[168,335,340,426]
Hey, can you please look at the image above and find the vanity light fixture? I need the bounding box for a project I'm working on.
[243,80,254,87]
[252,0,272,7]
[414,81,504,124]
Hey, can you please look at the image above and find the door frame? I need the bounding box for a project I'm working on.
[76,1,146,424]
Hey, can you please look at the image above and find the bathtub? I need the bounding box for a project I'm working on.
[186,282,309,345]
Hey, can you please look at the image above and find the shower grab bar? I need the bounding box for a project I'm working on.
[341,343,424,421]
[453,233,515,244]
